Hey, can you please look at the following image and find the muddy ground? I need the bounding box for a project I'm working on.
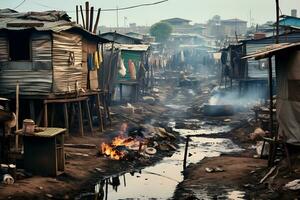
[0,83,185,200]
[173,118,300,200]
[1,73,300,200]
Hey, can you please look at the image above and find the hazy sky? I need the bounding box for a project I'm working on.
[1,0,300,27]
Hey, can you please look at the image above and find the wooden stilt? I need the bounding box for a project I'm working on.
[85,99,93,135]
[50,104,55,127]
[183,136,190,170]
[69,103,75,130]
[29,100,35,121]
[78,101,84,137]
[96,93,104,132]
[44,102,48,127]
[36,108,43,127]
[105,92,112,126]
[63,103,69,137]
[15,81,19,150]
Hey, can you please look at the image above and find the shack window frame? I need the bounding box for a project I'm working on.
[8,31,32,61]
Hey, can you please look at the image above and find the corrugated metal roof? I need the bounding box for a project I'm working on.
[105,44,149,51]
[278,15,300,29]
[0,9,111,43]
[115,44,149,51]
[243,42,300,60]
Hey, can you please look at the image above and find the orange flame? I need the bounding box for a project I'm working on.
[100,123,143,160]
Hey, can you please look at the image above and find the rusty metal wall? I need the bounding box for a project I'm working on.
[0,32,52,96]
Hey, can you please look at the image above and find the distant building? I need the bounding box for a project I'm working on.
[160,18,205,35]
[221,18,247,37]
[100,32,143,44]
[161,18,191,26]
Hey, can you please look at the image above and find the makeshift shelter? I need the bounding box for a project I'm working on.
[0,9,109,96]
[0,9,110,135]
[244,42,300,145]
[105,44,150,102]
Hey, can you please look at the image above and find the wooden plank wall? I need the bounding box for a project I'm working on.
[52,32,84,93]
[82,38,98,90]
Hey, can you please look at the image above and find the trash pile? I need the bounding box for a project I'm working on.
[0,164,16,185]
[100,123,178,160]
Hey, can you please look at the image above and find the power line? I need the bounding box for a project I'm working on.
[13,0,26,9]
[102,0,168,12]
[22,0,169,12]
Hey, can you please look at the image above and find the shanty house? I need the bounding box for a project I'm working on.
[108,44,150,102]
[244,42,300,145]
[0,9,108,97]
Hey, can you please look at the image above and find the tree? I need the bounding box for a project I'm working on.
[150,22,172,43]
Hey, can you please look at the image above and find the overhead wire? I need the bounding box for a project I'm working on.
[13,0,26,9]
[21,0,168,12]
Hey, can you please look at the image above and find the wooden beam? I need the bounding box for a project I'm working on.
[96,93,104,132]
[93,8,101,34]
[89,6,94,32]
[275,0,280,44]
[85,99,93,135]
[15,81,19,150]
[76,5,79,24]
[44,103,48,127]
[63,103,69,137]
[78,102,84,137]
[85,1,90,31]
[80,5,86,29]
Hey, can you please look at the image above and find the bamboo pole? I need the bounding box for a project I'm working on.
[76,5,79,24]
[85,1,90,31]
[80,5,85,29]
[15,81,19,150]
[89,6,94,32]
[93,8,101,34]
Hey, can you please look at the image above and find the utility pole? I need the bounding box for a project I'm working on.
[275,0,279,44]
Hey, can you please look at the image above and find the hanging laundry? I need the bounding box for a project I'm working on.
[128,59,136,80]
[93,51,103,69]
[87,53,94,70]
[119,58,126,77]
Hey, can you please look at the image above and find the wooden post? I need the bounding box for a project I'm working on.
[85,99,93,134]
[96,93,104,132]
[50,104,55,127]
[183,136,190,170]
[85,1,90,31]
[119,83,123,103]
[80,5,86,29]
[89,6,94,32]
[44,102,48,127]
[78,101,84,137]
[29,100,35,121]
[275,0,280,44]
[76,5,79,24]
[15,81,19,150]
[268,56,275,167]
[63,103,69,136]
[93,8,101,34]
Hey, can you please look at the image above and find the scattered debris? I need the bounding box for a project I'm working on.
[2,174,14,185]
[260,166,277,184]
[285,179,300,190]
[205,167,225,173]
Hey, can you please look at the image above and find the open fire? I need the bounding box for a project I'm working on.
[101,123,145,160]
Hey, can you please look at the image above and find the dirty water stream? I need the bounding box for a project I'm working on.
[77,87,246,200]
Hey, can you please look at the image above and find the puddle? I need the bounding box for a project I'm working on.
[165,104,189,111]
[173,125,231,136]
[77,130,243,200]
